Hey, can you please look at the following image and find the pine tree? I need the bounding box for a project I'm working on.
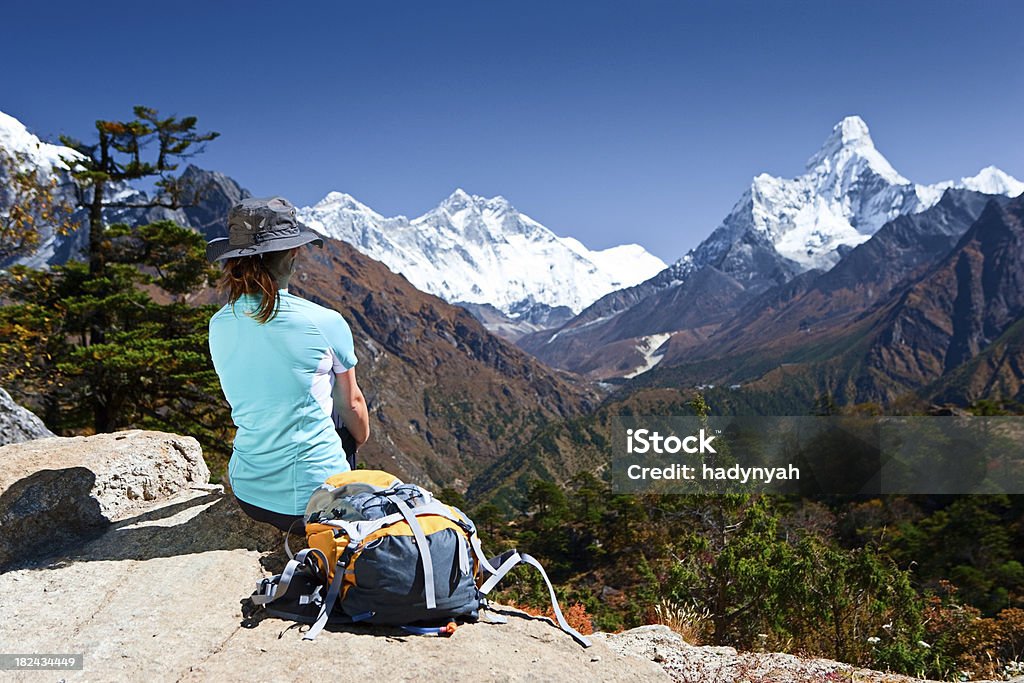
[1,107,227,463]
[57,107,218,276]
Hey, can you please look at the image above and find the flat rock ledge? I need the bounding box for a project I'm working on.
[600,624,1024,683]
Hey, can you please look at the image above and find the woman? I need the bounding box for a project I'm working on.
[207,196,370,532]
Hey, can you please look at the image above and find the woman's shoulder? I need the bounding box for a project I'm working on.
[282,291,332,314]
[209,300,242,327]
[281,292,349,327]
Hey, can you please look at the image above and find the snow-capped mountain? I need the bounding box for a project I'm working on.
[299,188,666,317]
[669,115,1023,283]
[1,108,663,318]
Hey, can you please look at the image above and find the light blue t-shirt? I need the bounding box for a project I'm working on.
[209,290,358,515]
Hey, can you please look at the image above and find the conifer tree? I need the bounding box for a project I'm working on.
[0,221,228,463]
[58,106,218,276]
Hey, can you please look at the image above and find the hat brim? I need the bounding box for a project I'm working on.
[207,224,325,262]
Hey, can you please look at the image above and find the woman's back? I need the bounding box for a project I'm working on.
[210,289,358,515]
[206,197,368,527]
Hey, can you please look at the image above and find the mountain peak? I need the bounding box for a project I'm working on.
[305,185,664,317]
[807,116,877,164]
[310,191,383,219]
[439,187,476,212]
[805,115,905,185]
[439,188,514,214]
[960,166,1024,197]
[834,115,872,146]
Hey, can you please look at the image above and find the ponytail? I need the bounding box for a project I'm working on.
[219,250,296,324]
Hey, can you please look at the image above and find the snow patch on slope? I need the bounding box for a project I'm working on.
[623,333,672,379]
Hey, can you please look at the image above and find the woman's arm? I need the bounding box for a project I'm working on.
[334,367,370,445]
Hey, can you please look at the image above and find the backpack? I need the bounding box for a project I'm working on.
[251,470,591,647]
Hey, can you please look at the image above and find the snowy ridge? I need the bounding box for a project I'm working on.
[0,112,81,268]
[0,111,81,171]
[672,116,1023,278]
[300,188,666,316]
[937,166,1024,199]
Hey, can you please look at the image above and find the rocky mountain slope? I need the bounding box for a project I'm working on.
[927,316,1024,405]
[520,117,1023,379]
[177,164,251,240]
[862,195,1024,399]
[195,235,596,492]
[635,194,1024,408]
[662,189,1008,367]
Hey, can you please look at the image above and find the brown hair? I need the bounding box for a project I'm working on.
[219,249,297,324]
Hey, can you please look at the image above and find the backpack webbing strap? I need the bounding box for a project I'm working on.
[456,528,470,576]
[284,517,304,560]
[478,607,509,624]
[478,549,523,594]
[517,552,592,648]
[469,533,592,648]
[303,557,348,640]
[387,494,437,610]
[318,501,464,544]
[469,531,498,576]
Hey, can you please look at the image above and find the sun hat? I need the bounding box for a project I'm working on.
[206,196,325,262]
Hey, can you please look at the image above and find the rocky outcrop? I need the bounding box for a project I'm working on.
[178,164,252,241]
[0,493,665,682]
[0,430,213,568]
[0,387,53,446]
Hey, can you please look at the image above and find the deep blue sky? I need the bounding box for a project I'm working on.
[5,1,1023,261]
